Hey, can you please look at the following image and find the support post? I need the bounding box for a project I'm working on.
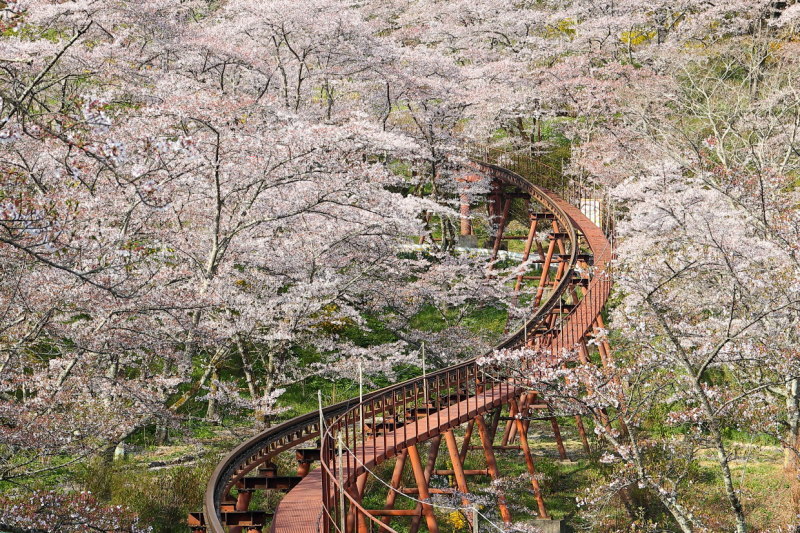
[460,420,474,463]
[460,193,473,236]
[550,417,568,460]
[407,444,439,533]
[229,488,254,533]
[514,213,539,292]
[444,430,473,528]
[594,315,630,439]
[490,196,512,262]
[381,450,408,526]
[575,415,592,455]
[474,415,512,523]
[347,473,369,533]
[534,230,558,307]
[488,407,503,443]
[443,430,471,500]
[507,392,533,445]
[510,398,550,519]
[409,436,442,533]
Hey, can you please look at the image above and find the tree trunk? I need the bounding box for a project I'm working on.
[206,369,219,422]
[785,379,800,510]
[786,379,800,471]
[168,347,226,412]
[155,422,169,446]
[711,429,747,533]
[589,410,696,531]
[256,349,277,425]
[236,334,258,400]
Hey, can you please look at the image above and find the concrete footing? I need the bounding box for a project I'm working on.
[531,519,563,533]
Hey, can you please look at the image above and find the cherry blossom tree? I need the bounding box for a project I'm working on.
[0,0,435,486]
[0,0,520,495]
[0,491,145,533]
[3,0,800,530]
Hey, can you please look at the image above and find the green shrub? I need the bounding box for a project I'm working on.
[75,456,217,532]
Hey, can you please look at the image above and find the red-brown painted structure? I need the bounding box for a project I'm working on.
[190,151,614,533]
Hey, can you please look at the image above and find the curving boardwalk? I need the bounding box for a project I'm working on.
[270,470,323,533]
[190,154,614,533]
[273,384,518,533]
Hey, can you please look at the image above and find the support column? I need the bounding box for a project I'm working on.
[235,490,253,511]
[521,391,537,436]
[460,420,474,464]
[443,430,471,503]
[508,391,537,445]
[409,436,442,533]
[444,429,475,529]
[514,214,540,292]
[488,407,503,443]
[578,337,613,434]
[500,398,518,447]
[594,315,613,368]
[474,415,512,524]
[490,196,512,262]
[546,223,568,331]
[456,172,480,238]
[407,444,439,533]
[510,398,550,519]
[534,229,558,307]
[229,488,254,533]
[507,392,568,461]
[575,415,592,455]
[347,473,369,533]
[381,449,408,527]
[460,193,473,236]
[550,417,568,460]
